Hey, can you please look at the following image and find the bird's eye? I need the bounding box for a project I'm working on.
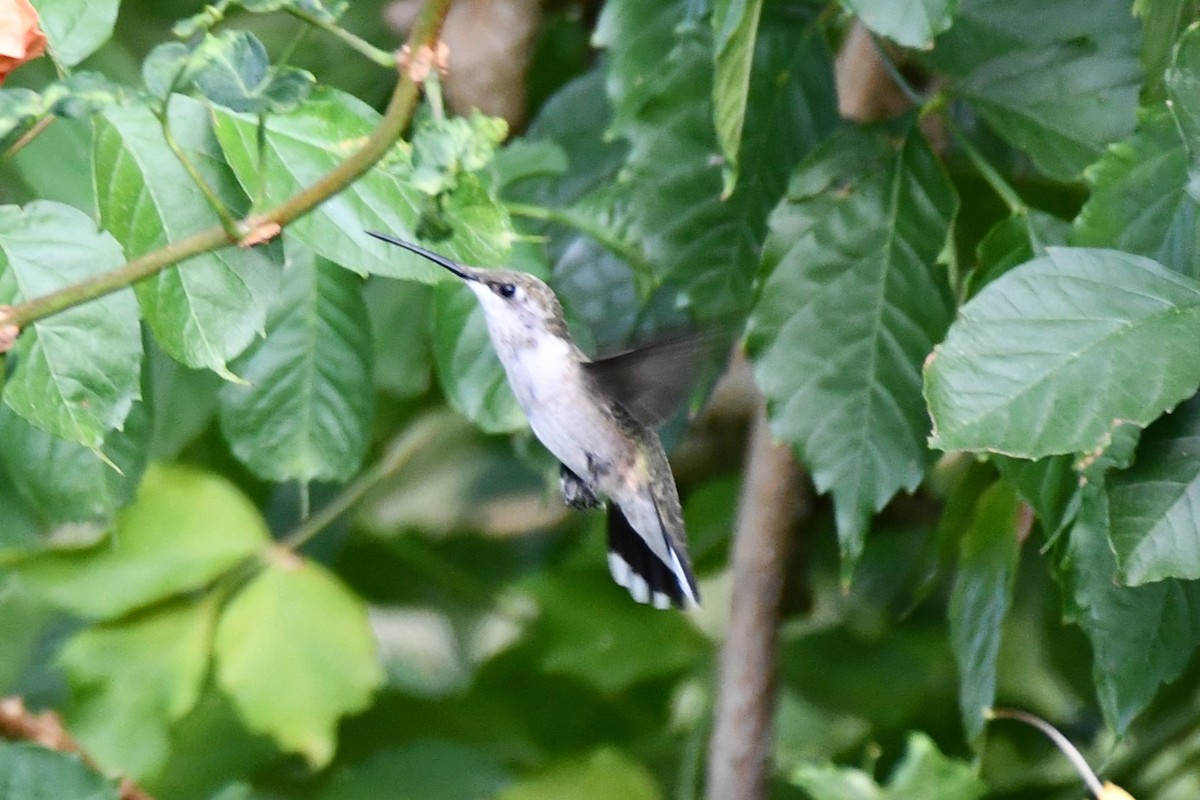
[496,283,517,298]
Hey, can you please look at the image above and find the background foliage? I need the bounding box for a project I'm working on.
[2,0,1200,798]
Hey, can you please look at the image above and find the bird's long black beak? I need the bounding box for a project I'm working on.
[365,231,476,281]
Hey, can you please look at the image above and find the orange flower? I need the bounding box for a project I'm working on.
[0,0,47,86]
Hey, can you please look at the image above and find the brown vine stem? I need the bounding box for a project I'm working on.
[1,0,455,333]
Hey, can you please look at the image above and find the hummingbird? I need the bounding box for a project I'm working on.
[367,231,703,609]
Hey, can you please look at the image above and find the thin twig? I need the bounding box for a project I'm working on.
[2,0,455,333]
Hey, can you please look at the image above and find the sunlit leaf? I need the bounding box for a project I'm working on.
[927,248,1200,458]
[496,748,660,800]
[29,0,119,66]
[843,0,958,50]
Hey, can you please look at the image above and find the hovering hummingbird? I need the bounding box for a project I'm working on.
[367,231,704,609]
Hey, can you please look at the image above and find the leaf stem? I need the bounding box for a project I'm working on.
[278,413,450,552]
[284,6,395,67]
[988,708,1106,798]
[943,115,1027,216]
[158,110,241,238]
[3,0,454,331]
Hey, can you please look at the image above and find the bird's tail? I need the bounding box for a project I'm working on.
[606,504,700,610]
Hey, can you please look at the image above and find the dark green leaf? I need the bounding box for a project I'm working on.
[316,742,511,800]
[59,598,216,780]
[0,741,119,800]
[214,554,383,766]
[142,43,191,101]
[842,0,959,50]
[219,246,372,483]
[1066,486,1200,731]
[0,201,140,449]
[993,454,1077,537]
[0,398,147,529]
[16,463,269,620]
[948,481,1021,741]
[1073,111,1200,280]
[365,277,432,398]
[712,0,764,194]
[789,732,985,799]
[95,96,282,377]
[971,210,1069,294]
[1108,393,1200,584]
[747,122,957,565]
[212,88,505,281]
[929,0,1140,181]
[926,248,1200,458]
[29,0,120,66]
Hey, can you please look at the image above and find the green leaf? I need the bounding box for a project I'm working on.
[496,748,660,800]
[184,31,314,114]
[0,575,50,690]
[1166,21,1200,184]
[1073,111,1200,280]
[948,481,1021,741]
[219,246,372,482]
[59,598,216,781]
[842,0,958,50]
[0,201,141,449]
[596,0,838,319]
[431,280,525,434]
[1107,393,1200,584]
[1065,486,1200,731]
[316,741,511,800]
[926,248,1200,458]
[365,277,432,398]
[711,0,764,195]
[0,88,43,152]
[214,554,382,766]
[993,454,1077,537]
[929,0,1141,181]
[747,122,957,565]
[0,398,147,529]
[17,463,269,620]
[95,96,282,377]
[0,741,119,800]
[142,42,191,101]
[212,88,506,281]
[29,0,120,66]
[789,732,984,800]
[1135,0,1199,103]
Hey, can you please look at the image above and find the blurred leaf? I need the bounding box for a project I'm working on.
[0,398,147,529]
[214,553,383,766]
[842,0,958,50]
[410,109,508,196]
[364,277,432,397]
[993,454,1077,537]
[143,339,223,459]
[5,117,95,215]
[530,563,707,694]
[747,122,956,565]
[948,481,1021,741]
[41,72,124,119]
[0,575,48,691]
[496,747,660,800]
[1107,393,1200,584]
[317,741,511,800]
[184,31,314,114]
[431,279,525,434]
[926,248,1200,458]
[219,246,372,483]
[95,96,282,376]
[0,741,118,800]
[60,597,216,781]
[1066,486,1200,732]
[789,732,985,799]
[0,88,42,151]
[212,88,509,280]
[1136,0,1199,102]
[711,0,764,194]
[142,42,190,100]
[1073,111,1200,280]
[17,463,269,620]
[929,0,1140,181]
[0,200,140,449]
[29,0,119,66]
